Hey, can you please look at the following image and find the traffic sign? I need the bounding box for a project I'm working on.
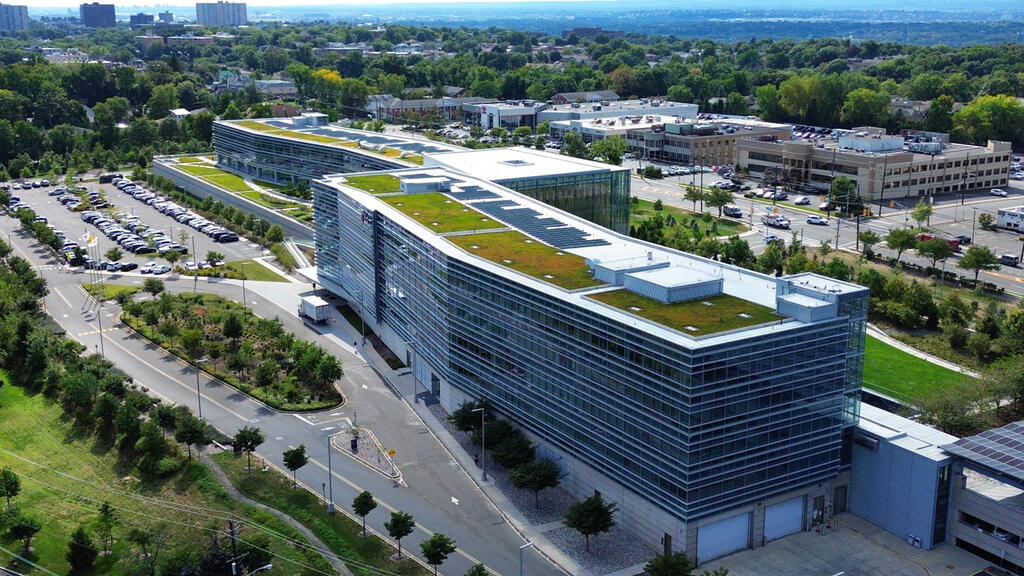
[388,449,396,458]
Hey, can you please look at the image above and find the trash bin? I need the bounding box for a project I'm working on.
[350,437,358,453]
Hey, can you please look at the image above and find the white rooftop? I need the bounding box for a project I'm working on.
[858,403,957,463]
[423,147,628,181]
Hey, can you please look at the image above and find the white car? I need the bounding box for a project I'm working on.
[140,262,156,274]
[991,188,1008,197]
[807,215,830,225]
[793,196,810,205]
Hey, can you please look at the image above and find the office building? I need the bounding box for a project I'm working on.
[424,147,630,233]
[0,3,29,32]
[736,126,1012,201]
[312,166,868,560]
[158,10,173,22]
[129,13,153,28]
[79,2,115,28]
[196,1,246,26]
[213,117,629,233]
[460,98,699,132]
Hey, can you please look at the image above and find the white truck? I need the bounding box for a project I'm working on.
[298,295,330,325]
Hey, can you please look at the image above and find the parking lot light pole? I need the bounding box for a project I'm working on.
[240,261,247,307]
[326,430,341,514]
[472,407,486,481]
[972,208,978,241]
[195,355,208,420]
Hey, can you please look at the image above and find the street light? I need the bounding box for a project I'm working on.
[938,259,948,300]
[519,541,535,576]
[195,355,209,420]
[250,564,273,574]
[240,261,247,307]
[327,430,342,514]
[972,208,978,241]
[472,406,487,481]
[405,339,418,404]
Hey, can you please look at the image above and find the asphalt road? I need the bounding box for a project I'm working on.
[3,219,560,576]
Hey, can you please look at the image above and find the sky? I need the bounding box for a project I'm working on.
[28,0,619,6]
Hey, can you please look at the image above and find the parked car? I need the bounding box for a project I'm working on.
[952,234,972,245]
[991,188,1008,197]
[119,262,139,272]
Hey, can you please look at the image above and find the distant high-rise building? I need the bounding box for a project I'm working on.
[158,11,173,22]
[0,3,29,32]
[195,2,246,27]
[129,13,154,28]
[79,2,115,28]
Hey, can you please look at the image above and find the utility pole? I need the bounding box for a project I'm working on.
[228,519,238,560]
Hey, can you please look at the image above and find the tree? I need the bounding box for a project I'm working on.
[105,247,123,262]
[509,458,563,508]
[174,414,207,460]
[564,493,617,551]
[9,513,41,554]
[352,490,378,536]
[222,313,243,342]
[233,426,265,474]
[164,250,181,266]
[911,199,933,228]
[96,501,118,554]
[562,131,588,159]
[840,88,889,127]
[67,524,99,572]
[265,224,285,243]
[142,278,165,296]
[952,94,1024,145]
[419,533,457,576]
[206,251,224,264]
[828,176,863,216]
[925,95,954,133]
[645,551,695,576]
[589,136,627,165]
[684,185,704,212]
[0,467,20,509]
[283,444,308,487]
[858,230,881,256]
[917,237,954,268]
[978,212,996,231]
[465,564,489,576]
[722,235,754,267]
[384,511,415,559]
[958,245,1001,283]
[885,228,918,263]
[704,189,734,218]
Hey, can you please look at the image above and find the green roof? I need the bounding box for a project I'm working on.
[345,174,402,195]
[448,231,604,290]
[587,291,783,336]
[381,193,505,234]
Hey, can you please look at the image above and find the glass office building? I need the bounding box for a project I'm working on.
[313,167,867,560]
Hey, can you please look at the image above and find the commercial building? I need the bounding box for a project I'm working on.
[196,1,246,26]
[0,3,29,32]
[129,13,153,27]
[424,147,631,233]
[551,90,620,105]
[212,114,462,185]
[461,100,547,130]
[79,3,115,28]
[367,95,494,124]
[460,98,699,132]
[996,206,1024,232]
[312,165,868,561]
[736,126,1012,201]
[158,10,174,22]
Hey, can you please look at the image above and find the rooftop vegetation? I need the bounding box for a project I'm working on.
[383,192,505,234]
[345,174,402,194]
[233,120,280,132]
[588,291,783,336]
[449,230,604,290]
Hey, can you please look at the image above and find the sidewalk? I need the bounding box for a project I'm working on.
[867,323,980,377]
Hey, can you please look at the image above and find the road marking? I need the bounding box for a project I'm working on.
[451,496,459,506]
[330,412,344,416]
[320,426,335,431]
[292,413,315,425]
[362,384,368,389]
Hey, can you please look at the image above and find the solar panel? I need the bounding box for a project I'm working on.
[942,422,1024,483]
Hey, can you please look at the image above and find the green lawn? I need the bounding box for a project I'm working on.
[83,282,140,300]
[213,452,428,576]
[274,129,340,143]
[589,291,783,336]
[862,334,970,402]
[233,120,281,132]
[345,174,402,195]
[631,199,748,236]
[383,193,506,234]
[403,155,424,165]
[206,173,254,193]
[176,156,211,164]
[449,231,603,290]
[0,378,332,576]
[228,259,289,282]
[240,190,303,210]
[177,164,223,177]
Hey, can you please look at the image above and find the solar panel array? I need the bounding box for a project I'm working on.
[941,421,1024,481]
[472,200,610,250]
[447,186,500,202]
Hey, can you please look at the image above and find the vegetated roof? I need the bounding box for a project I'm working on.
[344,174,402,195]
[381,193,506,234]
[448,230,604,290]
[587,290,783,336]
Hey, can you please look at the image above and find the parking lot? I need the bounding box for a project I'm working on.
[3,177,265,273]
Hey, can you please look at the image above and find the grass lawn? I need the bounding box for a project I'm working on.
[177,164,223,177]
[240,190,303,210]
[228,259,289,282]
[274,129,339,143]
[449,231,604,290]
[233,120,280,132]
[589,291,783,336]
[254,179,285,191]
[383,193,505,234]
[205,173,254,193]
[83,282,140,300]
[631,199,748,236]
[403,155,424,165]
[176,156,210,164]
[345,174,402,195]
[213,452,428,576]
[0,379,333,576]
[862,334,970,402]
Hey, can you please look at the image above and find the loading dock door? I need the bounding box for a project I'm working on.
[765,497,805,541]
[697,512,750,563]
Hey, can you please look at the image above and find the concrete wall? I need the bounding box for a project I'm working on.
[153,158,314,244]
[950,467,1024,567]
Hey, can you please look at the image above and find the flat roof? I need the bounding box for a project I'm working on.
[543,99,696,114]
[858,404,957,463]
[318,167,865,348]
[424,147,628,181]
